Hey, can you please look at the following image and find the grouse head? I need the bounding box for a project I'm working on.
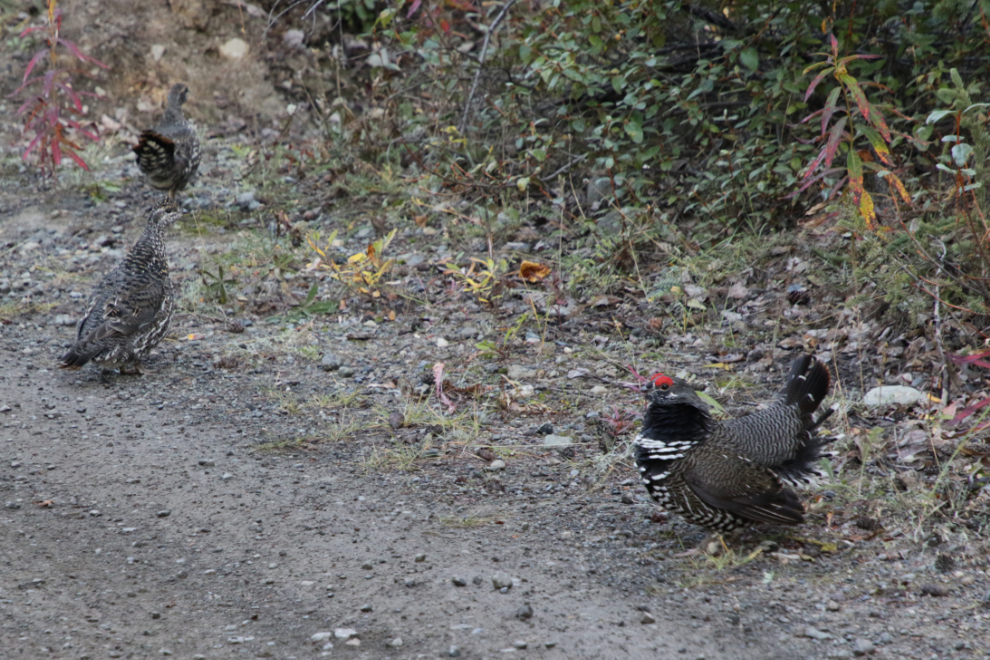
[643,373,708,410]
[166,83,189,109]
[148,197,183,228]
[640,372,711,440]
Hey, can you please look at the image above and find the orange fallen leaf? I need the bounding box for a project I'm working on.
[186,334,205,341]
[36,500,54,508]
[519,260,551,282]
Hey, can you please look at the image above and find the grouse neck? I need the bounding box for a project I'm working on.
[641,400,711,443]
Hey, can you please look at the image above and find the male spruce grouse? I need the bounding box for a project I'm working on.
[60,198,182,374]
[634,355,832,534]
[133,83,200,198]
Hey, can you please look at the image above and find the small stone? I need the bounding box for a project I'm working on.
[334,628,357,640]
[513,640,527,649]
[156,510,171,518]
[545,641,558,648]
[388,411,404,429]
[826,600,840,611]
[515,603,533,620]
[472,576,483,586]
[221,473,233,481]
[387,637,403,647]
[414,553,426,562]
[311,632,332,642]
[862,385,924,407]
[361,562,373,570]
[436,337,449,348]
[449,645,462,657]
[641,612,656,624]
[853,638,875,655]
[337,366,355,378]
[151,612,161,619]
[542,434,573,447]
[487,459,506,471]
[198,459,215,467]
[345,638,360,646]
[506,365,536,380]
[360,604,373,612]
[492,571,512,590]
[5,502,21,510]
[283,29,304,49]
[452,576,467,587]
[220,38,249,60]
[403,577,417,588]
[151,44,165,61]
[235,191,256,209]
[804,626,832,640]
[320,354,341,371]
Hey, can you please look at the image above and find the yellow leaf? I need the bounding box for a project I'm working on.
[348,252,367,263]
[519,260,552,282]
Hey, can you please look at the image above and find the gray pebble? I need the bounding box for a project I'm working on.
[156,510,171,518]
[414,553,426,562]
[320,354,341,371]
[403,577,417,588]
[826,600,840,611]
[513,640,527,649]
[878,633,893,644]
[5,502,21,510]
[448,645,461,657]
[641,612,656,624]
[451,576,467,587]
[853,638,874,655]
[492,571,512,590]
[804,626,832,640]
[337,366,355,378]
[516,603,533,620]
[360,604,372,612]
[471,576,483,586]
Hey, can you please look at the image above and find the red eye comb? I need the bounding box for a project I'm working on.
[650,374,674,387]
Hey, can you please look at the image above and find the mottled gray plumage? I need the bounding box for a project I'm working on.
[634,355,832,533]
[133,83,201,198]
[60,198,181,373]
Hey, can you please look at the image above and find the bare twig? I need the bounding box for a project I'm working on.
[932,240,950,403]
[458,0,518,134]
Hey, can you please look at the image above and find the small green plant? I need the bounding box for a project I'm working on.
[284,283,339,321]
[445,256,509,305]
[308,228,398,298]
[199,265,237,304]
[10,0,108,176]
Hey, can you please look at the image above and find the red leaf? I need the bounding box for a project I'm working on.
[52,138,62,165]
[23,132,44,160]
[821,86,841,135]
[804,68,834,102]
[440,18,451,34]
[406,0,422,17]
[55,82,82,112]
[801,148,828,180]
[58,38,110,68]
[63,148,90,171]
[23,48,49,84]
[824,115,847,167]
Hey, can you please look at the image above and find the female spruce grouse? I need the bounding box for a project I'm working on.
[133,83,201,198]
[634,355,832,533]
[60,198,182,374]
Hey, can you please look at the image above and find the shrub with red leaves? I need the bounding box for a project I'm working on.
[9,0,109,176]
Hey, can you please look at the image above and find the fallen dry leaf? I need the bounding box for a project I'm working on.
[519,260,551,282]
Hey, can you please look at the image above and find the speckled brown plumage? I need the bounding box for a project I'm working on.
[634,355,832,533]
[133,83,200,198]
[60,198,181,374]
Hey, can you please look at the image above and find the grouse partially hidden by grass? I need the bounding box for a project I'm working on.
[133,83,200,198]
[634,355,832,533]
[60,198,182,374]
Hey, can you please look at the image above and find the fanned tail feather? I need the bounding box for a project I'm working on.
[782,354,830,417]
